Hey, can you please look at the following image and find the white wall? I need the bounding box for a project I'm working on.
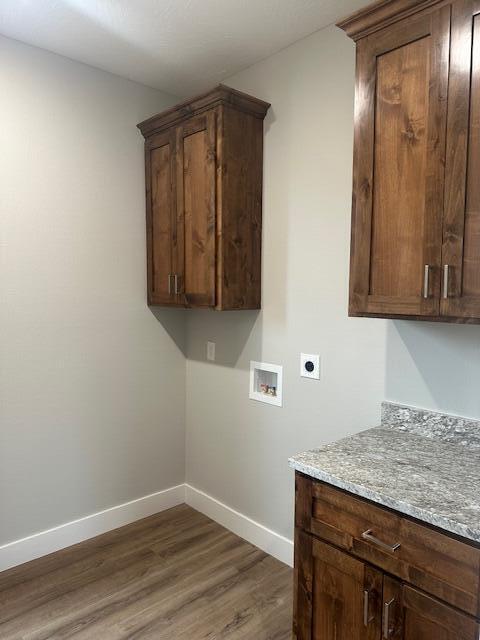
[185,25,387,541]
[4,19,476,560]
[185,22,480,545]
[0,36,185,545]
[386,322,480,419]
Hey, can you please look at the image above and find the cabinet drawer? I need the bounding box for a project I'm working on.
[295,475,480,616]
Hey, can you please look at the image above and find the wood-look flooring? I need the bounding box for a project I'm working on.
[0,504,293,639]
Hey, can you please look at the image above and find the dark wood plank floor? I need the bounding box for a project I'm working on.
[0,504,293,639]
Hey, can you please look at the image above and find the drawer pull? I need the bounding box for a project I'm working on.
[362,529,401,553]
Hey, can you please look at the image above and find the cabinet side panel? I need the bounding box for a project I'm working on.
[294,529,313,640]
[218,106,264,310]
[295,473,313,531]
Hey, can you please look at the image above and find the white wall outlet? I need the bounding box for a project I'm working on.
[300,353,320,380]
[206,341,216,362]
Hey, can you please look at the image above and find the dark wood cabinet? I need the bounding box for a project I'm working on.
[138,85,270,309]
[145,129,177,306]
[339,0,480,323]
[295,530,383,640]
[175,112,216,308]
[442,0,480,319]
[293,473,480,640]
[383,577,480,640]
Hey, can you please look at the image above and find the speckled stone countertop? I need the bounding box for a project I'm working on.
[289,402,480,543]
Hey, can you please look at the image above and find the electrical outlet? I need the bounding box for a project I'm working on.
[207,341,216,362]
[300,353,320,379]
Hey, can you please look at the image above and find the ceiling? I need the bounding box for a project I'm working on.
[0,0,369,97]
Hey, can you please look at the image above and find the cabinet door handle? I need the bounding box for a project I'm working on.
[443,264,450,299]
[383,598,395,639]
[174,274,179,295]
[362,529,401,553]
[423,265,430,299]
[363,590,374,626]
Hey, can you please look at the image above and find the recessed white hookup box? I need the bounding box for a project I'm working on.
[249,361,283,407]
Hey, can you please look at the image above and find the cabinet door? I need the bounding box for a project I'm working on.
[350,5,450,317]
[442,0,480,319]
[176,112,216,307]
[145,131,178,305]
[383,576,480,640]
[294,531,383,640]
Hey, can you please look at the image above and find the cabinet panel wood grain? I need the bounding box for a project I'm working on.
[138,85,269,310]
[176,113,216,307]
[311,539,383,640]
[294,529,383,640]
[217,106,263,309]
[384,576,480,640]
[341,0,480,323]
[294,529,313,640]
[308,479,480,616]
[442,0,480,319]
[294,472,480,640]
[145,131,177,305]
[370,37,430,299]
[463,13,480,297]
[350,5,450,317]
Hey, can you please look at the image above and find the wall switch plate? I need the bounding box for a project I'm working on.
[206,341,216,361]
[300,353,320,379]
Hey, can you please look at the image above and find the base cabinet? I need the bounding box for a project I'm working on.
[383,577,480,640]
[293,474,480,640]
[295,531,382,640]
[295,533,480,640]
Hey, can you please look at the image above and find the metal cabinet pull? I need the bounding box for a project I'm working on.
[363,590,374,626]
[383,598,395,639]
[423,265,430,299]
[443,264,450,299]
[362,529,401,553]
[174,274,179,295]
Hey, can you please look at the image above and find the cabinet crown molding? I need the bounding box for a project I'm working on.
[337,0,445,40]
[137,84,270,138]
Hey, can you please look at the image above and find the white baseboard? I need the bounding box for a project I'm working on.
[185,484,294,567]
[0,483,293,573]
[0,484,185,572]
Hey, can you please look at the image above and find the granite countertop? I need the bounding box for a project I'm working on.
[289,403,480,543]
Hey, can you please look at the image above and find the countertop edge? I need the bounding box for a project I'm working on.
[288,458,480,545]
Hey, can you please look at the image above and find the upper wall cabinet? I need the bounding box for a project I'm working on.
[137,85,270,310]
[339,0,480,323]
